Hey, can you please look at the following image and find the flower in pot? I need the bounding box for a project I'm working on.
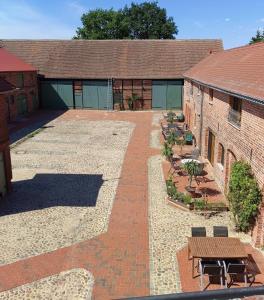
[162,142,173,161]
[175,137,185,154]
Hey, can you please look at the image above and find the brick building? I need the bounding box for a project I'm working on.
[3,39,222,111]
[0,47,38,122]
[0,78,15,196]
[183,42,264,245]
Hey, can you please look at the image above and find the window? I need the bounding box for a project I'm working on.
[17,73,24,88]
[209,88,214,103]
[190,82,193,96]
[218,143,225,166]
[197,85,201,96]
[228,97,242,127]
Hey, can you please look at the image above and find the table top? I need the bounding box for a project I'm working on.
[181,158,201,164]
[188,237,248,259]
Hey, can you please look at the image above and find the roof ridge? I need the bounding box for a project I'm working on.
[224,41,264,52]
[2,38,222,42]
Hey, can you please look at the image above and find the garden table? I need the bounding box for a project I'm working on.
[188,237,248,278]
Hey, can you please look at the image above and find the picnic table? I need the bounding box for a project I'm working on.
[188,237,248,278]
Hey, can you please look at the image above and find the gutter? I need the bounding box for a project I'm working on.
[184,77,264,106]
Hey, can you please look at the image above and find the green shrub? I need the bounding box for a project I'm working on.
[162,142,173,160]
[166,130,177,146]
[228,161,262,232]
[194,199,207,210]
[166,176,177,198]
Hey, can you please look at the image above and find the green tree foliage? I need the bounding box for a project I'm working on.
[249,29,264,44]
[228,161,262,232]
[74,1,178,40]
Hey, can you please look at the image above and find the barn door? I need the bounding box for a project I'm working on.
[152,80,167,109]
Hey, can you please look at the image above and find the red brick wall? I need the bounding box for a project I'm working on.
[184,79,264,245]
[0,71,38,121]
[0,94,12,192]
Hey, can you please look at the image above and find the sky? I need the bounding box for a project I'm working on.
[0,0,263,49]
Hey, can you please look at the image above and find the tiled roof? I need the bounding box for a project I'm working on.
[0,78,16,93]
[0,47,36,72]
[2,39,223,79]
[184,42,264,102]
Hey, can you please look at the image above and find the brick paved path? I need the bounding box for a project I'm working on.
[0,111,159,299]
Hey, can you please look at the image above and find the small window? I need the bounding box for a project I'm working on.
[209,89,214,103]
[218,143,225,166]
[228,97,242,127]
[17,73,24,88]
[190,82,193,96]
[197,85,201,96]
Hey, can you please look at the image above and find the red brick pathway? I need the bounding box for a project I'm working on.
[0,110,159,299]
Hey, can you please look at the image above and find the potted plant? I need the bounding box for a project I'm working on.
[166,130,178,146]
[128,93,139,110]
[162,142,173,161]
[184,160,200,189]
[175,137,185,154]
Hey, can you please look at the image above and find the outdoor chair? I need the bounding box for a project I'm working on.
[213,226,228,237]
[191,227,206,237]
[185,132,193,145]
[199,259,224,290]
[222,259,248,288]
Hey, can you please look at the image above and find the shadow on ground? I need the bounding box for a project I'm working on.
[9,110,66,144]
[0,173,104,216]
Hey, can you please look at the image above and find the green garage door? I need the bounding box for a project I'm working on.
[41,80,73,109]
[152,80,183,110]
[83,81,109,109]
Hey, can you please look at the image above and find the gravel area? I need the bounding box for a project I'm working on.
[150,129,162,149]
[152,113,163,127]
[0,119,134,265]
[0,268,94,300]
[148,155,251,295]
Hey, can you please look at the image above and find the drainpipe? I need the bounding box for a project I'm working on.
[199,89,204,155]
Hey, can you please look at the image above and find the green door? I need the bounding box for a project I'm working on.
[152,80,183,110]
[97,81,108,109]
[83,81,109,109]
[152,80,167,109]
[166,81,182,109]
[83,81,98,109]
[0,153,6,197]
[16,95,28,115]
[41,80,73,109]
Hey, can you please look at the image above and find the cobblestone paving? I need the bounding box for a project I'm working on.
[0,119,134,265]
[0,268,94,300]
[148,154,251,295]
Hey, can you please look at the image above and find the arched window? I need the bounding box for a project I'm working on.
[218,143,225,166]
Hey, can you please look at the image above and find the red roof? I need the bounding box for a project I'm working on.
[184,42,264,102]
[0,47,36,72]
[3,39,223,79]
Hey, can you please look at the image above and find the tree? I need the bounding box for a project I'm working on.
[74,9,129,39]
[123,2,177,39]
[249,29,264,44]
[74,1,178,40]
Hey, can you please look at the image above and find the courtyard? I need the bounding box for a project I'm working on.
[0,110,262,299]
